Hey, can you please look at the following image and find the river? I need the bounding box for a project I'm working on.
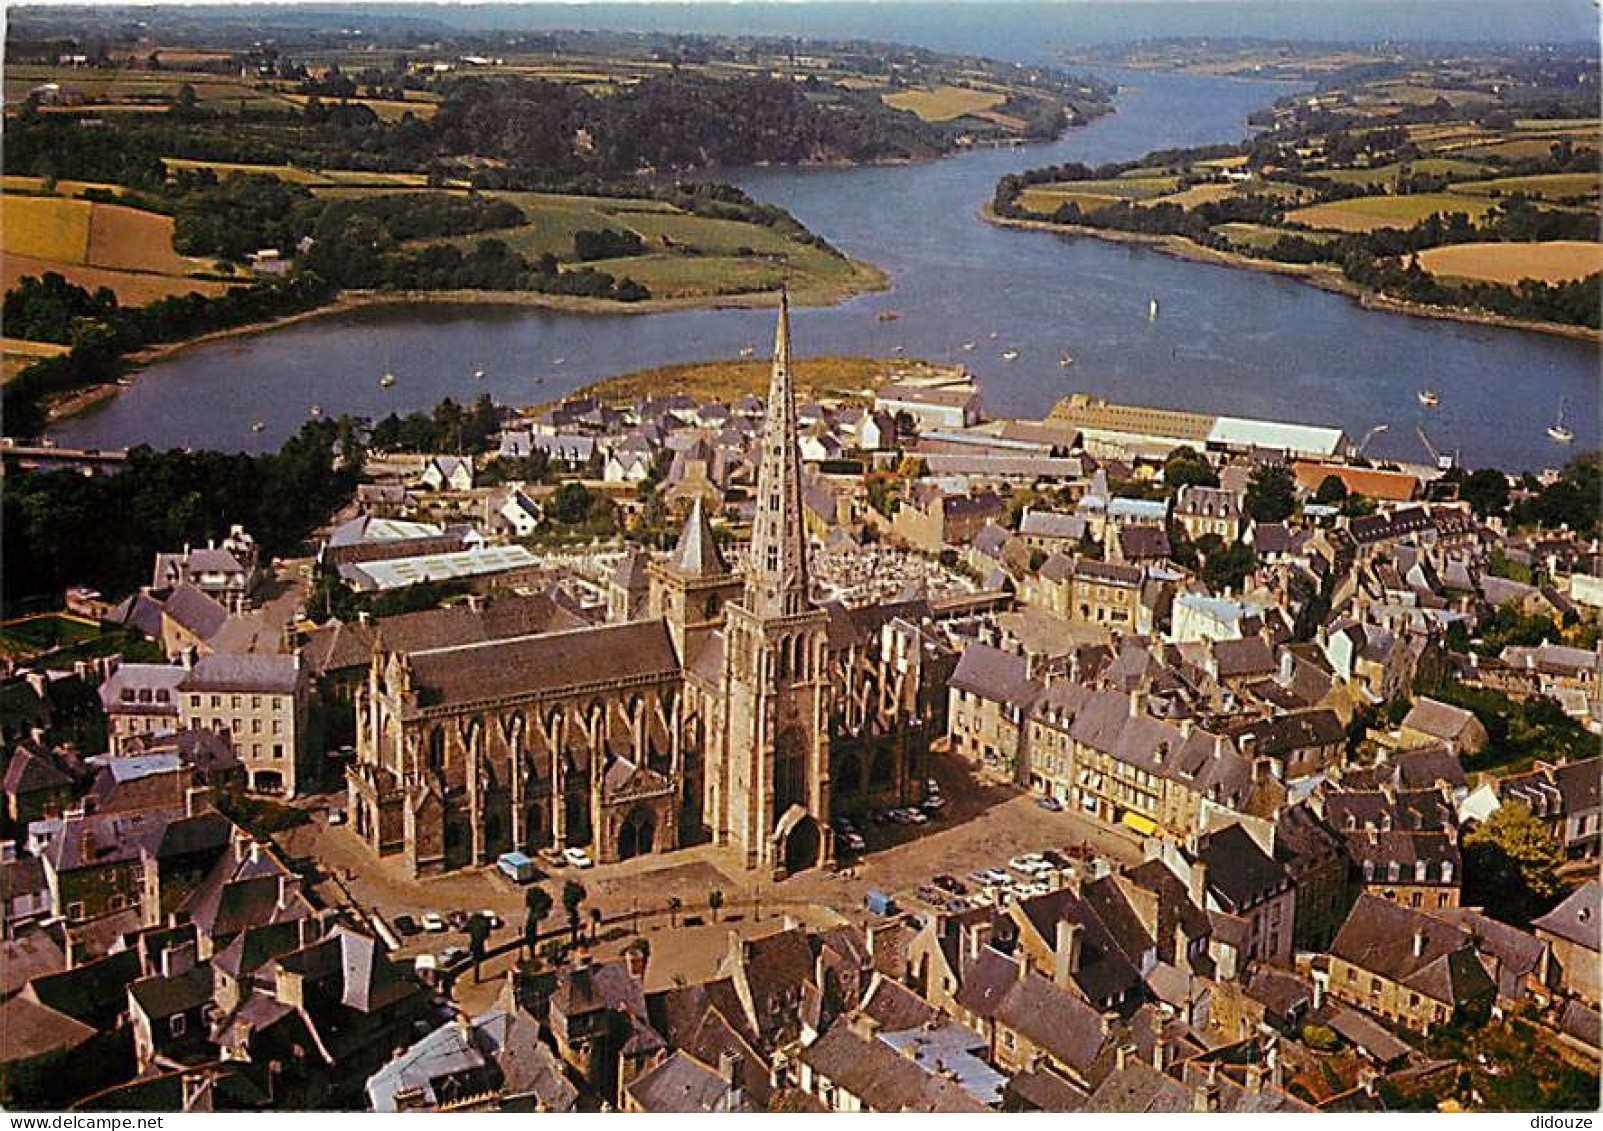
[46,24,1598,471]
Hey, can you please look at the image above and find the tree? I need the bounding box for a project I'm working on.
[1462,802,1565,924]
[589,905,603,942]
[1164,446,1218,491]
[549,481,596,526]
[466,912,492,982]
[1200,540,1257,593]
[625,937,651,980]
[665,895,683,927]
[1244,464,1296,523]
[1460,468,1510,519]
[523,886,553,958]
[708,888,725,922]
[562,879,587,944]
[1314,474,1349,505]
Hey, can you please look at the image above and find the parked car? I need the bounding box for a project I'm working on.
[840,831,866,852]
[392,914,421,937]
[918,884,945,904]
[479,910,502,930]
[442,945,470,966]
[1036,795,1063,812]
[970,868,1011,887]
[564,847,595,869]
[413,954,438,976]
[422,912,447,933]
[933,874,968,895]
[327,808,348,825]
[922,794,947,813]
[1009,854,1052,876]
[447,910,470,931]
[1042,849,1075,871]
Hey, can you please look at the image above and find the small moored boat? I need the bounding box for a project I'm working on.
[1001,349,1020,361]
[1548,398,1574,444]
[380,372,396,388]
[1417,389,1440,407]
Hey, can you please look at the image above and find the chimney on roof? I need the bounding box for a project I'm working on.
[161,940,198,979]
[1412,927,1425,958]
[1130,688,1147,719]
[1188,860,1209,909]
[185,785,212,818]
[1053,918,1083,989]
[964,918,993,967]
[1245,1061,1264,1095]
[1115,1043,1137,1073]
[249,840,264,865]
[1193,1063,1222,1113]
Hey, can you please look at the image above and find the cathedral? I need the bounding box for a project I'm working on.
[347,297,944,877]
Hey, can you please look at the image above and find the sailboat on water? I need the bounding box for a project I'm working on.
[1547,398,1574,443]
[1148,297,1159,321]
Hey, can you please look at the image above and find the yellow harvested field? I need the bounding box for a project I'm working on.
[1153,182,1241,208]
[3,176,133,199]
[162,159,431,188]
[2,337,69,382]
[85,203,218,276]
[1417,241,1603,285]
[4,195,93,262]
[2,255,230,305]
[1285,192,1494,232]
[883,85,1005,122]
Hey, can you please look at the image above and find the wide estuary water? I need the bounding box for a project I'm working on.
[47,8,1599,470]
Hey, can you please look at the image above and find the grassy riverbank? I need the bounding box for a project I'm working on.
[558,354,961,407]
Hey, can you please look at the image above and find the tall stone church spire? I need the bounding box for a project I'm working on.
[745,291,811,619]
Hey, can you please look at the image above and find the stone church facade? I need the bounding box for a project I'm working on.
[347,298,943,876]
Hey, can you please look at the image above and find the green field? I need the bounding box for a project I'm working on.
[1285,192,1496,232]
[1212,221,1336,250]
[1450,172,1599,201]
[1318,157,1489,187]
[430,191,864,299]
[568,355,960,405]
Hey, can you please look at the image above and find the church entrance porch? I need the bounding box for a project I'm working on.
[772,805,827,877]
[617,806,657,860]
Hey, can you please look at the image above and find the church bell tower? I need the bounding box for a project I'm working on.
[719,293,832,874]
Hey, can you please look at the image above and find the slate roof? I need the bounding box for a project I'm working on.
[1118,524,1171,561]
[948,643,1038,708]
[3,749,73,795]
[798,1023,990,1112]
[1329,894,1494,1007]
[1501,757,1601,820]
[129,963,214,1020]
[408,621,680,709]
[1532,881,1601,952]
[162,584,229,641]
[0,993,96,1061]
[1401,697,1479,743]
[180,654,299,694]
[668,497,729,578]
[994,970,1109,1075]
[1194,824,1289,912]
[627,1049,742,1113]
[1226,709,1343,759]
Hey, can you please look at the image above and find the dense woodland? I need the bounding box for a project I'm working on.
[4,420,358,612]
